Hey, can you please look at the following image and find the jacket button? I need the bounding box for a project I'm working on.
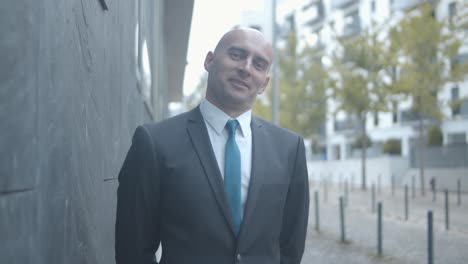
[236,254,242,262]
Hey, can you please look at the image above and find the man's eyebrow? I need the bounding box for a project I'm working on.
[254,56,269,65]
[227,46,247,54]
[227,46,271,65]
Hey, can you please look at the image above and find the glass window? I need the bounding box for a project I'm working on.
[451,85,460,116]
[449,2,457,25]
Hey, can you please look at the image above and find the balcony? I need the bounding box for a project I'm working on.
[331,0,359,9]
[342,10,361,37]
[334,118,360,133]
[302,0,325,27]
[392,0,435,12]
[400,109,438,126]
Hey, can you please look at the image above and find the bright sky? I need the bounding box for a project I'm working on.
[183,0,268,96]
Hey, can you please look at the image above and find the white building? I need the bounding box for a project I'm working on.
[241,0,468,162]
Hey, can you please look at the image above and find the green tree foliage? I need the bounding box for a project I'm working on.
[390,2,468,195]
[258,15,328,139]
[425,125,443,146]
[383,139,402,155]
[331,28,389,190]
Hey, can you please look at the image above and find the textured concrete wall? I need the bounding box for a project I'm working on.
[1,0,151,263]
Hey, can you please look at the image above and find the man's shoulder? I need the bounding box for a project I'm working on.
[252,116,303,141]
[142,107,198,132]
[136,108,199,138]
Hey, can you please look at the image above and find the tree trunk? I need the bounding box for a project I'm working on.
[418,107,426,196]
[361,115,367,191]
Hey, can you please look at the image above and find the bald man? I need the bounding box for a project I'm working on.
[115,28,309,264]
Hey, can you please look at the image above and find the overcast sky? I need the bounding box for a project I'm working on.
[183,0,275,96]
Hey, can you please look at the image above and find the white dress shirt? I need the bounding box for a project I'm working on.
[199,99,252,217]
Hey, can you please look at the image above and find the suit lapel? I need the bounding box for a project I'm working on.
[239,117,267,239]
[186,107,237,234]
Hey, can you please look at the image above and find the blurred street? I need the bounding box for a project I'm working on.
[302,183,468,264]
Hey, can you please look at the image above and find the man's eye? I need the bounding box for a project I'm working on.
[254,62,266,71]
[230,52,241,60]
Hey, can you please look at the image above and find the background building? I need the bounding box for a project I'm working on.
[0,0,193,263]
[240,0,467,189]
[241,0,468,160]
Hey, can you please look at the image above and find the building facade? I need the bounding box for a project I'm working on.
[241,0,468,162]
[0,0,193,263]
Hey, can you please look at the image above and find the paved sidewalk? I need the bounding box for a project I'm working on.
[301,183,468,264]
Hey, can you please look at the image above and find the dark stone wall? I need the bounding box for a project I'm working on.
[1,0,152,263]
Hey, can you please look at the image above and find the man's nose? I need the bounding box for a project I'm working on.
[237,59,253,76]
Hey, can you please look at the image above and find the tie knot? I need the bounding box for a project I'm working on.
[226,119,239,137]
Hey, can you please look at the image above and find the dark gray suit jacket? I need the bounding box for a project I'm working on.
[115,106,309,264]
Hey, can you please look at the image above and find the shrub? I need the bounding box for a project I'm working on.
[425,125,443,146]
[383,139,401,155]
[351,135,372,150]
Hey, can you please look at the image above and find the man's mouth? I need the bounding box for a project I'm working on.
[229,78,249,89]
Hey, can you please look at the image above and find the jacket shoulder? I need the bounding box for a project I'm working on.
[142,108,196,133]
[253,116,303,141]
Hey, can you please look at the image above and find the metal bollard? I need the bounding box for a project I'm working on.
[339,196,346,242]
[405,185,409,221]
[339,173,343,191]
[378,174,381,194]
[372,183,376,213]
[391,174,395,197]
[377,202,383,256]
[428,211,434,264]
[324,179,328,203]
[457,179,461,206]
[445,189,449,230]
[314,191,320,231]
[344,180,349,207]
[412,176,415,199]
[351,173,355,192]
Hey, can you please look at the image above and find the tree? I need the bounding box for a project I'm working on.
[390,2,468,196]
[254,15,329,140]
[331,28,389,190]
[276,15,328,138]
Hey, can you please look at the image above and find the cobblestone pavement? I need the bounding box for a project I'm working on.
[301,183,468,264]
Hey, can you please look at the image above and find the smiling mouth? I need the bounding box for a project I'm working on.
[229,79,249,89]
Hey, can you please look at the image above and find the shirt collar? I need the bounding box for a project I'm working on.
[200,99,251,138]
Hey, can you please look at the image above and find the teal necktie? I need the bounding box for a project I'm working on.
[224,119,241,234]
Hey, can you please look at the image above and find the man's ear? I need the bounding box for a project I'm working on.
[204,51,215,71]
[258,76,270,94]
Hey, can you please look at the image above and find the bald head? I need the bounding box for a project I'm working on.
[203,27,273,117]
[214,28,273,60]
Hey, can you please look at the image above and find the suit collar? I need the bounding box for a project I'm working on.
[186,106,237,234]
[187,109,268,238]
[199,99,251,138]
[238,117,266,240]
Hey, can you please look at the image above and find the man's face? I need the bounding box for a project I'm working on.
[204,29,273,116]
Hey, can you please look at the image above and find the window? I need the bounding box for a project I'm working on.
[451,85,460,116]
[136,0,153,102]
[373,111,379,126]
[447,132,466,145]
[371,1,376,13]
[392,102,398,123]
[449,2,457,26]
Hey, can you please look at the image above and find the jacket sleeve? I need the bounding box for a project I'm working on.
[115,125,161,264]
[280,137,310,264]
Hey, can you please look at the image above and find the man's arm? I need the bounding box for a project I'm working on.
[115,125,161,264]
[280,137,310,264]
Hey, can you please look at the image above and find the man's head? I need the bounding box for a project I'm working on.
[204,28,273,118]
